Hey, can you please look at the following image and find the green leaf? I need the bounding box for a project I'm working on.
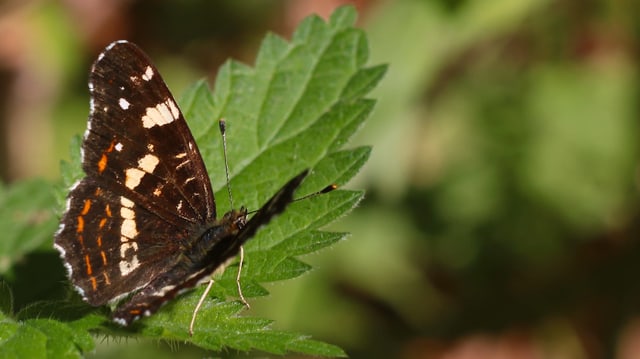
[141,299,346,357]
[41,4,381,357]
[0,316,99,359]
[0,282,13,318]
[0,179,58,275]
[341,64,388,101]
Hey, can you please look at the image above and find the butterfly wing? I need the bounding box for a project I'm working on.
[54,41,216,305]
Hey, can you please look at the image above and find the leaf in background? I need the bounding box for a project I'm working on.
[0,179,58,275]
[0,315,100,359]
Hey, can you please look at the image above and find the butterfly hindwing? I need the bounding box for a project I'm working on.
[55,178,191,304]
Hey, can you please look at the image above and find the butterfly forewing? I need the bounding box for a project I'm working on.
[85,41,215,223]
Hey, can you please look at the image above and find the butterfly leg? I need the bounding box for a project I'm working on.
[189,278,215,336]
[237,246,250,308]
[189,246,248,336]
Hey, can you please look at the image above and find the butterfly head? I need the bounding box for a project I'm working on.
[221,206,248,233]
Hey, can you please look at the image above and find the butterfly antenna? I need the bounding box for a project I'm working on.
[219,119,235,209]
[245,183,338,216]
[296,183,337,201]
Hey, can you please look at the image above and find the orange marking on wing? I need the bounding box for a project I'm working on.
[105,204,112,217]
[97,235,103,247]
[90,276,97,291]
[81,199,91,215]
[130,309,141,315]
[94,187,103,196]
[103,272,111,285]
[76,216,85,233]
[98,218,107,230]
[84,254,93,275]
[98,141,117,173]
[100,250,107,265]
[78,234,84,246]
[98,154,108,173]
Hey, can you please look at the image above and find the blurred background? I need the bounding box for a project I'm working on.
[1,0,639,358]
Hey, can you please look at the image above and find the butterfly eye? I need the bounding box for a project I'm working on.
[234,215,247,230]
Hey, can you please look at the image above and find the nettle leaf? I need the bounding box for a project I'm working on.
[0,314,101,359]
[43,5,384,357]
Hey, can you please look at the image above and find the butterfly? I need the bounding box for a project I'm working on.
[54,40,309,328]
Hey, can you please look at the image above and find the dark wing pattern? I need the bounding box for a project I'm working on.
[54,40,309,327]
[54,41,216,305]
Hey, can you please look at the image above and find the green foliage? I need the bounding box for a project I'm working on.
[0,180,58,274]
[0,5,384,358]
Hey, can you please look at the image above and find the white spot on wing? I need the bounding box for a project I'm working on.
[119,256,140,275]
[119,196,137,240]
[69,180,81,192]
[176,159,190,170]
[141,100,178,128]
[157,101,174,123]
[124,154,159,189]
[53,242,66,257]
[121,218,137,239]
[167,98,179,118]
[153,284,176,297]
[119,98,130,110]
[74,284,86,298]
[142,66,154,81]
[54,222,65,237]
[120,196,134,208]
[115,142,123,151]
[125,168,145,189]
[63,196,72,217]
[120,206,135,219]
[138,154,159,173]
[63,261,73,279]
[119,242,140,275]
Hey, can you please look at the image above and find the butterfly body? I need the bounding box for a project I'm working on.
[54,40,308,326]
